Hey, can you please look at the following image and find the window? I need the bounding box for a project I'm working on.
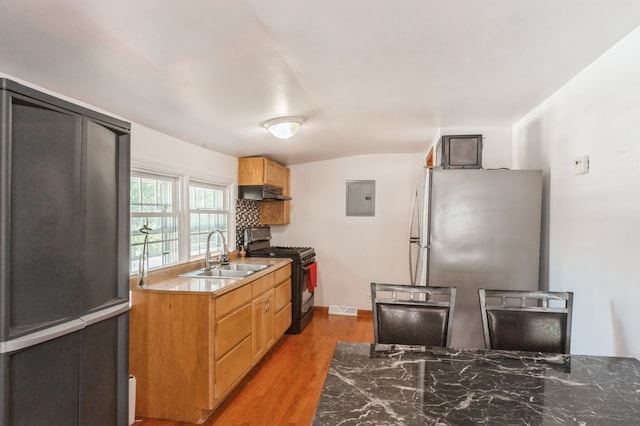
[130,172,179,273]
[129,169,232,274]
[189,181,229,258]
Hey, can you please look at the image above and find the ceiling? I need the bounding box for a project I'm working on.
[1,1,640,165]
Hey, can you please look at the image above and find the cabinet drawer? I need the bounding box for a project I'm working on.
[275,302,292,338]
[251,273,274,297]
[215,336,252,399]
[216,304,252,358]
[215,284,252,319]
[274,278,291,312]
[274,264,291,284]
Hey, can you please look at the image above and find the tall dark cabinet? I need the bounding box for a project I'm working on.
[0,79,130,425]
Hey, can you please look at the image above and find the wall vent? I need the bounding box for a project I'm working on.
[328,305,358,316]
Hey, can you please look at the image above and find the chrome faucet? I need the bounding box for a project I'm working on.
[205,229,229,270]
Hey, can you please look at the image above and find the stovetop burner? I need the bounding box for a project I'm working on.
[246,246,315,262]
[268,246,311,253]
[243,226,315,262]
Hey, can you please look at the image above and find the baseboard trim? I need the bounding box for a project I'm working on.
[314,306,372,318]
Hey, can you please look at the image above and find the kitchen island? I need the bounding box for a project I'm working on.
[313,342,640,425]
[129,258,292,423]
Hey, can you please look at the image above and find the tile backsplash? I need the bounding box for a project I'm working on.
[235,199,261,248]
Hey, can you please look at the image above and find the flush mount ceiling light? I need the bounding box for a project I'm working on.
[263,116,304,140]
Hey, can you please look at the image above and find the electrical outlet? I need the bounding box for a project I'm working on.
[574,155,589,175]
[367,293,371,303]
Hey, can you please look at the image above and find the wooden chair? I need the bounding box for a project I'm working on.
[478,289,574,354]
[370,283,456,347]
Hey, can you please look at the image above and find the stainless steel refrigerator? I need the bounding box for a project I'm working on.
[0,79,130,425]
[409,167,542,349]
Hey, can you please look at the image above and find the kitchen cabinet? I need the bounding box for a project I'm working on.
[238,156,287,189]
[238,156,292,224]
[252,264,292,360]
[260,167,291,224]
[250,272,276,362]
[129,261,292,423]
[214,285,252,399]
[1,79,130,426]
[252,290,275,362]
[274,267,293,337]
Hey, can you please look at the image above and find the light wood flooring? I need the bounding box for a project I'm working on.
[136,308,374,426]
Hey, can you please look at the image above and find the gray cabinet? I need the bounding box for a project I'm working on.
[0,79,130,425]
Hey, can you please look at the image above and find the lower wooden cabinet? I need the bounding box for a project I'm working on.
[252,290,275,363]
[129,262,292,423]
[215,336,252,399]
[275,277,292,338]
[215,303,252,399]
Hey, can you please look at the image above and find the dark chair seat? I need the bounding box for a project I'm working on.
[371,283,456,347]
[479,289,573,354]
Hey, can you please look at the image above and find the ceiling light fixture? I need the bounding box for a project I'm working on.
[263,116,304,140]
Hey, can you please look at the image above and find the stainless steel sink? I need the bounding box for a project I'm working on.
[179,263,270,279]
[179,268,254,279]
[219,263,269,272]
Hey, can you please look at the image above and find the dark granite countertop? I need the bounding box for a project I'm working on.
[313,342,640,425]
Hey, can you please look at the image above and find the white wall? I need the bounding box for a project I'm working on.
[131,124,237,186]
[513,26,640,358]
[270,154,425,310]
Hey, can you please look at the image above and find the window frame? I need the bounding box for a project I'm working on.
[130,170,180,273]
[188,180,230,259]
[130,164,234,274]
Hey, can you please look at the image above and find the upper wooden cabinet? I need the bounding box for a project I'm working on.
[238,156,291,224]
[260,167,291,225]
[238,157,287,189]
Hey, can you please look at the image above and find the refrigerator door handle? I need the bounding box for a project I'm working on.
[409,186,419,285]
[81,301,130,326]
[0,319,85,354]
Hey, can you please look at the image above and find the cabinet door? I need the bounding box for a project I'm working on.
[252,290,275,362]
[82,117,130,314]
[275,302,292,338]
[264,159,285,188]
[252,296,265,362]
[264,291,275,350]
[2,94,83,339]
[238,157,265,186]
[78,313,129,426]
[259,166,290,224]
[274,278,292,312]
[1,332,80,425]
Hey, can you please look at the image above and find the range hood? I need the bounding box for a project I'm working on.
[238,185,291,201]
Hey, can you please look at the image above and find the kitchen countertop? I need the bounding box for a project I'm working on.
[313,342,640,425]
[130,257,292,296]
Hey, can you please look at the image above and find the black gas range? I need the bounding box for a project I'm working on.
[244,226,316,334]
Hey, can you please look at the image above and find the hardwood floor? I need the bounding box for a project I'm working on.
[136,309,373,426]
